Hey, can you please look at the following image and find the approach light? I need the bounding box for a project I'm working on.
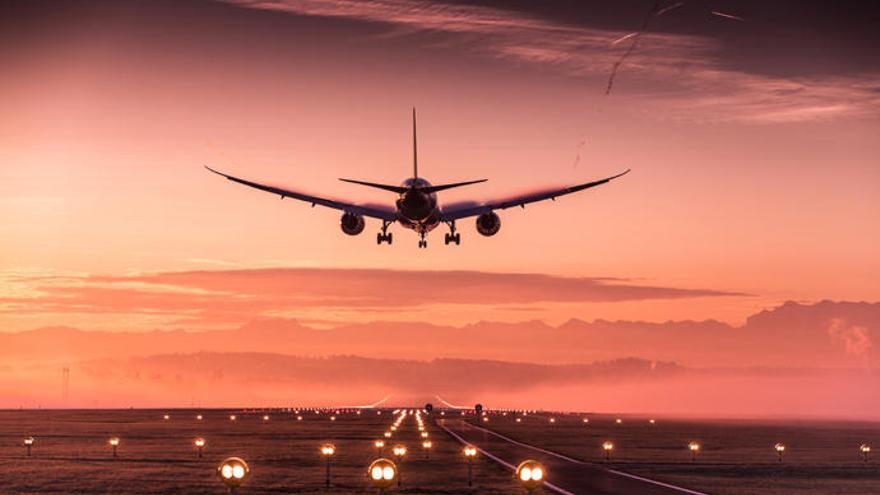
[24,436,34,457]
[368,459,397,489]
[602,441,614,461]
[229,414,237,421]
[163,414,170,421]
[774,443,786,462]
[194,437,207,458]
[515,460,545,491]
[262,415,270,421]
[196,414,203,421]
[218,457,250,491]
[108,437,120,458]
[861,444,871,462]
[464,445,478,486]
[688,442,701,461]
[320,443,336,487]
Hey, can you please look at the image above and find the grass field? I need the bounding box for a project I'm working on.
[469,412,880,495]
[0,409,524,494]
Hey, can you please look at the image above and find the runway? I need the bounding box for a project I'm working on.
[438,419,709,495]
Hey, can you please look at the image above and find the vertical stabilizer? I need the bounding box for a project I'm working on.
[412,107,418,179]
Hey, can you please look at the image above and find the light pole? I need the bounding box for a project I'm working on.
[688,442,700,462]
[320,443,336,487]
[774,443,786,463]
[860,444,871,462]
[603,441,614,461]
[24,437,34,457]
[108,437,120,459]
[194,437,206,459]
[218,457,250,494]
[367,459,397,495]
[422,440,432,459]
[392,445,407,487]
[515,460,545,494]
[463,445,478,487]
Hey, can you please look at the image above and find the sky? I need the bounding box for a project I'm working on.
[0,0,878,411]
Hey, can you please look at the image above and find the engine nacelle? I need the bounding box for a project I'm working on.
[340,213,365,236]
[476,211,501,236]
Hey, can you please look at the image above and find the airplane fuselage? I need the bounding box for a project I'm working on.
[396,177,441,234]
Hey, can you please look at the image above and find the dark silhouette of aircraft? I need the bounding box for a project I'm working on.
[206,109,629,248]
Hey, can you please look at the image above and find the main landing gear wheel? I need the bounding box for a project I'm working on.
[444,233,461,245]
[418,239,427,249]
[377,232,393,245]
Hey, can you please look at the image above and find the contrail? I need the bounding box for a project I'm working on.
[572,139,587,168]
[611,32,639,46]
[656,1,685,17]
[711,10,745,21]
[605,0,667,95]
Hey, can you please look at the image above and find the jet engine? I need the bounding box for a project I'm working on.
[340,212,365,235]
[475,211,501,236]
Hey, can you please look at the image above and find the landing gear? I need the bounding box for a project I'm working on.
[418,231,428,249]
[377,221,393,245]
[444,221,461,245]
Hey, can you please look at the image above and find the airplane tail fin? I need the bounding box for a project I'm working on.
[412,107,418,179]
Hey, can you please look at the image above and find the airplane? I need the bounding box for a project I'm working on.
[206,109,629,248]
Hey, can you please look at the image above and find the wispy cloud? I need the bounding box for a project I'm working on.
[223,0,880,123]
[0,267,744,329]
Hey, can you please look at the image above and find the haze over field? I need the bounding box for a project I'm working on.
[1,0,878,417]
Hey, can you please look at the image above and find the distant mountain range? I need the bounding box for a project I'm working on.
[2,300,876,368]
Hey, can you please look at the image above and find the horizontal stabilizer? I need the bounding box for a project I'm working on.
[340,177,487,194]
[421,179,487,194]
[339,178,409,194]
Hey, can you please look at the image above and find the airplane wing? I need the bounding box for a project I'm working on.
[440,169,630,221]
[205,166,399,221]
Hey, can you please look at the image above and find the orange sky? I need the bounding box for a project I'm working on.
[1,0,879,334]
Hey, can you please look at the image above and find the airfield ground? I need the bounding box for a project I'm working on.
[0,409,878,494]
[461,412,880,495]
